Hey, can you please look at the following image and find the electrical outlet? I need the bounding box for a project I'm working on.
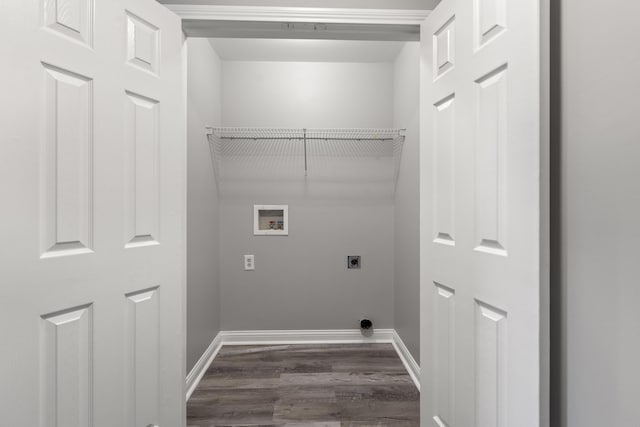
[347,256,361,269]
[244,254,255,271]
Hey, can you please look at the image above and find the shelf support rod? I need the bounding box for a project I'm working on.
[303,128,308,176]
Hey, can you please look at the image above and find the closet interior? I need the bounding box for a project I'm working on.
[186,36,421,376]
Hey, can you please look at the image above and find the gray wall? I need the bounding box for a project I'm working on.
[218,60,396,331]
[220,61,393,128]
[220,201,395,330]
[186,38,222,372]
[551,0,640,425]
[393,42,421,361]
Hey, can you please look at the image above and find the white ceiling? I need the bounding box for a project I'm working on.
[208,38,408,62]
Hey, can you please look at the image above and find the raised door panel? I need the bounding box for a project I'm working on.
[125,287,160,427]
[43,0,93,46]
[41,304,94,427]
[474,65,508,256]
[433,16,455,78]
[474,300,507,427]
[124,91,159,248]
[125,11,159,75]
[41,63,93,258]
[433,94,456,246]
[433,283,455,427]
[473,0,507,49]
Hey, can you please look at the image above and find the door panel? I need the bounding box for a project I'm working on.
[124,90,161,248]
[125,287,161,426]
[40,63,94,258]
[0,1,185,426]
[420,0,548,425]
[41,304,94,427]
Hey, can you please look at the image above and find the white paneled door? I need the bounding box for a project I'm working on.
[0,0,185,426]
[420,0,548,426]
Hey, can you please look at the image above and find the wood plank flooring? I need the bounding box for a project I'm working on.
[187,343,420,427]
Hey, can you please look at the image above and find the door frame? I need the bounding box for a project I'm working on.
[166,4,430,40]
[165,5,430,25]
[167,5,430,406]
[165,4,549,424]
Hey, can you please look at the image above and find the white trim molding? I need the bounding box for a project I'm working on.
[391,330,421,391]
[219,328,395,345]
[185,329,420,400]
[186,333,223,400]
[165,5,430,25]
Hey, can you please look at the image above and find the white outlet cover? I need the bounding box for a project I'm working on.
[244,254,255,270]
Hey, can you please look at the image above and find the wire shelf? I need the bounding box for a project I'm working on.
[209,127,404,141]
[206,127,406,192]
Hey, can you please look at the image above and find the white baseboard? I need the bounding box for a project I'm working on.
[391,330,421,391]
[185,328,420,399]
[185,333,223,400]
[218,328,395,345]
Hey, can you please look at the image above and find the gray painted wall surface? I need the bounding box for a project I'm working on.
[218,60,395,331]
[392,42,421,361]
[552,0,640,425]
[220,201,394,330]
[186,38,222,372]
[221,61,394,128]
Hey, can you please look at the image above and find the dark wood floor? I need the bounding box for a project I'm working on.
[187,343,420,427]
